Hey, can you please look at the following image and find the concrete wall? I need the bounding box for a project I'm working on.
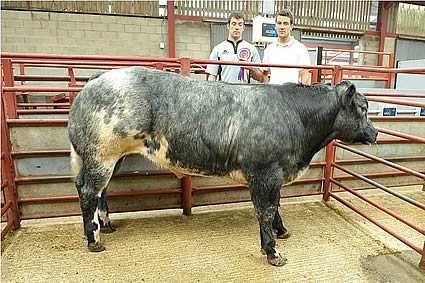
[357,35,397,68]
[1,10,211,59]
[175,20,211,59]
[358,35,380,66]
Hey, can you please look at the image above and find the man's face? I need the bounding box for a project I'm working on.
[275,15,293,39]
[227,17,245,40]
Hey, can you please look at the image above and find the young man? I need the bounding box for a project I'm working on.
[206,12,261,84]
[250,9,311,84]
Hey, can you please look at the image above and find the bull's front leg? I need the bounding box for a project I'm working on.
[245,165,287,266]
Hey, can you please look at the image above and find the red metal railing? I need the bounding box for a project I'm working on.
[323,48,394,67]
[1,52,424,268]
[1,97,20,239]
[323,63,425,268]
[323,133,425,268]
[321,48,395,88]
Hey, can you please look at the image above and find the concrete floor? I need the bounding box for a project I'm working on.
[2,186,425,282]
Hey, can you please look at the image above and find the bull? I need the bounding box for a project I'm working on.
[68,66,377,266]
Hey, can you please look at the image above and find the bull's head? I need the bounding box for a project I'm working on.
[333,81,378,144]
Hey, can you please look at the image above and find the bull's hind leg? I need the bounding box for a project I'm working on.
[273,209,290,239]
[98,192,115,234]
[77,162,115,252]
[245,164,287,266]
[98,157,124,234]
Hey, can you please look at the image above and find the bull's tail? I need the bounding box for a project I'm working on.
[70,144,82,177]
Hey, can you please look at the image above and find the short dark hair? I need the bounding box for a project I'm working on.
[276,9,294,24]
[227,12,245,24]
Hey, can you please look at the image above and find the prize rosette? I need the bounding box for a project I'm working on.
[237,48,252,81]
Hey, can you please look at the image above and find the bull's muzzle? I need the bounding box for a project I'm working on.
[363,125,378,144]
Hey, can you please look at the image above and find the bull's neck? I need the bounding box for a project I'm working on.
[297,94,341,164]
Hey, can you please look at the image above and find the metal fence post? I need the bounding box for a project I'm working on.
[323,65,341,201]
[420,242,425,270]
[1,99,20,232]
[179,57,191,76]
[179,57,193,215]
[386,52,395,89]
[332,65,342,85]
[67,67,78,105]
[323,140,336,201]
[182,176,192,216]
[316,46,323,83]
[1,58,18,119]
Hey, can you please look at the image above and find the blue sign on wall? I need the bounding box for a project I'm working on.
[420,108,425,116]
[262,23,277,37]
[383,107,396,116]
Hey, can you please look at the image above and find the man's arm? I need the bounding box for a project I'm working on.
[299,69,309,84]
[247,46,268,83]
[247,67,269,83]
[206,45,220,81]
[298,44,311,84]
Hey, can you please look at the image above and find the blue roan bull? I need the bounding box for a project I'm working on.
[68,66,377,266]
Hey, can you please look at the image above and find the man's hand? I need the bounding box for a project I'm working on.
[247,66,269,83]
[299,69,309,84]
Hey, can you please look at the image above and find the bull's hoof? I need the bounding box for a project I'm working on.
[267,254,288,266]
[100,224,116,234]
[276,231,291,239]
[261,248,266,255]
[88,242,105,252]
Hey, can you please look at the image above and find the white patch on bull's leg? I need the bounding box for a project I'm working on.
[267,247,288,266]
[98,208,108,225]
[273,247,281,258]
[261,247,281,257]
[97,190,107,225]
[92,207,101,243]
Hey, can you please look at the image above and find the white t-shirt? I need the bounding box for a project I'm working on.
[262,37,311,84]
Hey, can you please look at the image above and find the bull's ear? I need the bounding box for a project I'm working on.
[336,80,356,98]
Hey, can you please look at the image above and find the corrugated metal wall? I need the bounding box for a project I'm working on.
[396,3,425,36]
[395,39,425,64]
[1,1,160,17]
